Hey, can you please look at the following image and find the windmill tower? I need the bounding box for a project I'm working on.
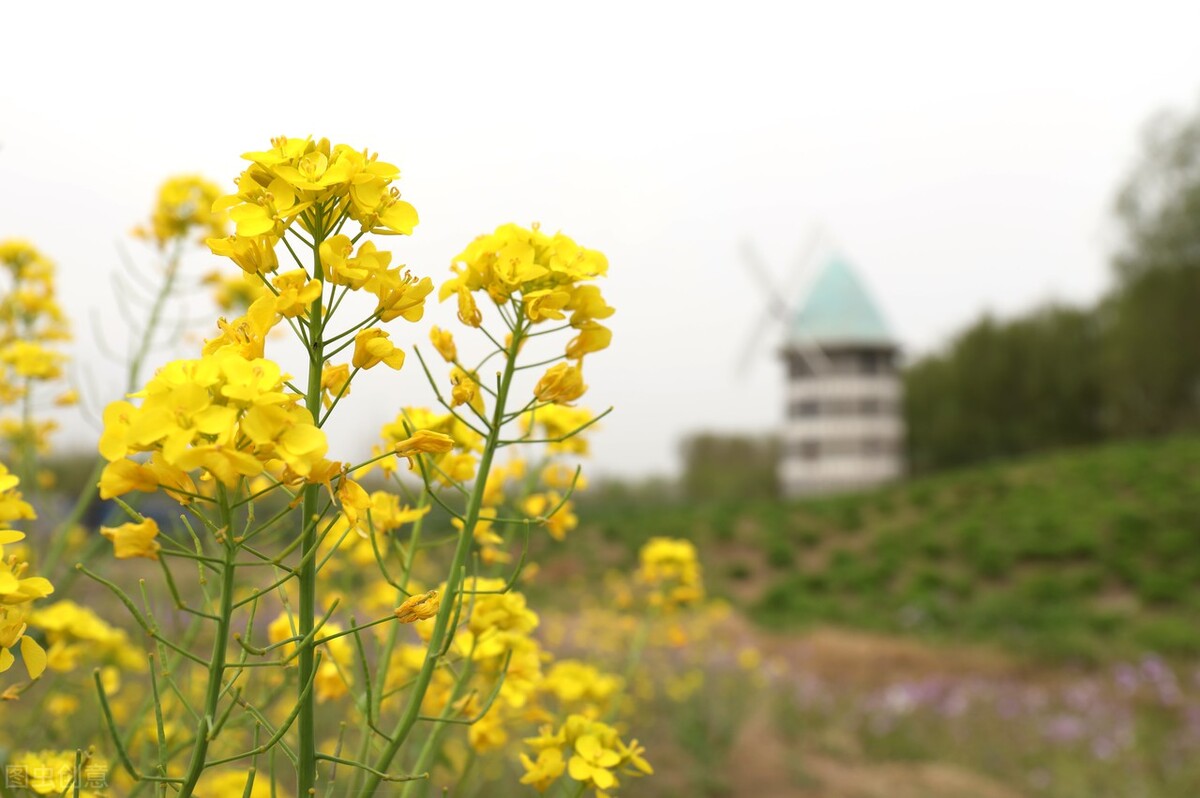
[779,256,904,496]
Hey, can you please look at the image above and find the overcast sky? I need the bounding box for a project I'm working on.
[3,0,1200,478]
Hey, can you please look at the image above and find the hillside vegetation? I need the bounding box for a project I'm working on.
[580,435,1200,662]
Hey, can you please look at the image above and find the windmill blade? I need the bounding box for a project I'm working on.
[738,239,790,320]
[733,310,786,375]
[790,333,833,376]
[783,224,827,300]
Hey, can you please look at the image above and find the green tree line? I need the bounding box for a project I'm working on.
[906,99,1200,472]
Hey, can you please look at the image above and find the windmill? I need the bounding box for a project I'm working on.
[735,228,830,377]
[738,232,906,497]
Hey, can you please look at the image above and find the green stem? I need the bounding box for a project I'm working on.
[399,662,475,798]
[129,242,183,391]
[355,312,527,797]
[177,521,237,796]
[297,216,329,796]
[349,493,429,795]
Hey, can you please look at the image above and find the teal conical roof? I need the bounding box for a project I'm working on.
[788,256,894,346]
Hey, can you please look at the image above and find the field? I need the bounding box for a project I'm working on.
[14,424,1200,797]
[524,434,1200,797]
[576,434,1200,661]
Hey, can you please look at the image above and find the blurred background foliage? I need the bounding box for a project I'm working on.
[905,100,1200,472]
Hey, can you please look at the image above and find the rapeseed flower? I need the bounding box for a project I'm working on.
[534,363,587,404]
[134,175,226,247]
[394,590,440,623]
[100,518,161,560]
[352,328,405,370]
[430,326,457,361]
[98,348,328,494]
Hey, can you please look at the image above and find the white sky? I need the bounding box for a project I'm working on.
[2,0,1200,478]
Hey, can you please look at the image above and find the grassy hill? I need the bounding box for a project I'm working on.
[577,435,1200,662]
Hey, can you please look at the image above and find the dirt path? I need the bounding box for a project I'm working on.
[721,623,1034,798]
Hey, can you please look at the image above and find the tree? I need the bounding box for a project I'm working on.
[904,306,1103,472]
[679,433,779,501]
[1104,103,1200,435]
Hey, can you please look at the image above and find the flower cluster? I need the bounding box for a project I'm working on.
[538,660,623,718]
[0,240,71,462]
[0,463,49,680]
[522,714,651,795]
[206,135,424,298]
[636,537,705,611]
[98,347,329,499]
[440,223,614,405]
[215,136,418,243]
[28,600,144,673]
[133,175,227,248]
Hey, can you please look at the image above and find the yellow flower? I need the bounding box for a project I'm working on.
[349,177,419,235]
[0,556,54,604]
[519,748,565,792]
[97,459,158,500]
[0,341,65,380]
[430,326,457,362]
[214,164,307,237]
[523,493,577,541]
[566,284,615,326]
[336,478,371,532]
[568,733,622,790]
[618,738,653,776]
[320,237,389,289]
[369,269,434,323]
[352,328,406,370]
[321,362,352,408]
[534,363,587,404]
[0,465,35,524]
[523,288,571,322]
[271,269,322,317]
[450,367,481,409]
[0,618,47,679]
[566,322,612,359]
[135,174,226,247]
[203,294,280,358]
[207,234,280,275]
[393,430,455,464]
[452,286,482,327]
[636,537,705,610]
[394,590,440,623]
[100,518,161,560]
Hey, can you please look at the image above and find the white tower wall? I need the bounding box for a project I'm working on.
[778,352,905,497]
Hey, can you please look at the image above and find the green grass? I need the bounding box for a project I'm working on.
[577,435,1200,662]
